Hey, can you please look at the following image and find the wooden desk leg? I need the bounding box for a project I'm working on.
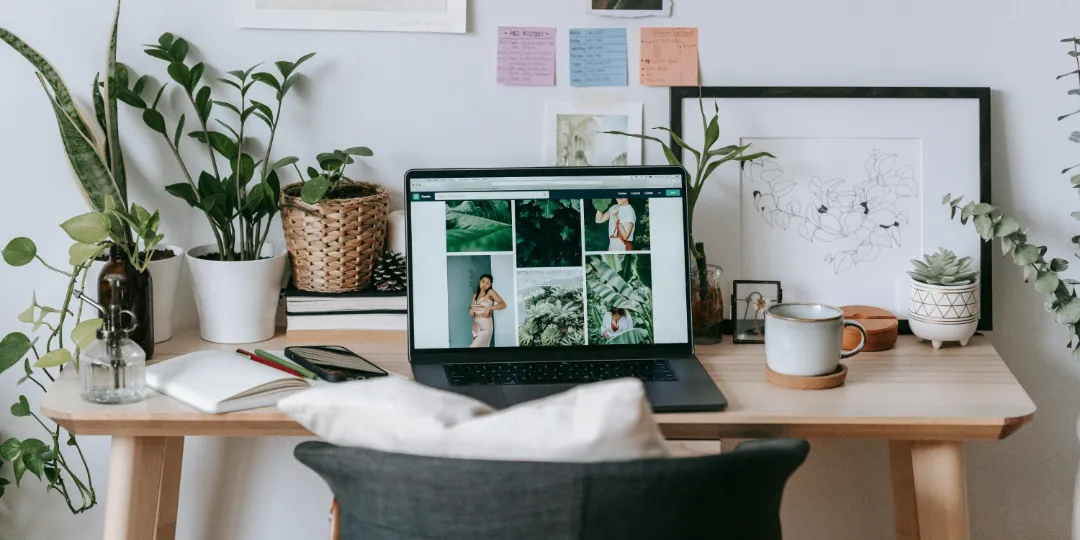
[102,436,185,540]
[890,441,970,540]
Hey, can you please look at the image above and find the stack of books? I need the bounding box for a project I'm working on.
[284,285,407,332]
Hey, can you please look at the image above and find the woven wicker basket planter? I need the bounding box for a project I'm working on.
[281,180,390,293]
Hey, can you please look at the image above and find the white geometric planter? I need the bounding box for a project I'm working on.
[908,277,980,349]
[186,244,287,344]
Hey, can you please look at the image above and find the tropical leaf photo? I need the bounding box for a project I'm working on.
[586,254,654,345]
[446,200,513,253]
[517,270,586,347]
[515,199,583,268]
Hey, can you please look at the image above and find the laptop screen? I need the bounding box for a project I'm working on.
[407,168,691,351]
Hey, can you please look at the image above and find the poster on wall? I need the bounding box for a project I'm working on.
[233,0,467,33]
[671,87,992,332]
[590,0,672,18]
[543,102,643,167]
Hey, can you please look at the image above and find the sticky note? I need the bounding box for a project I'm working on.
[497,27,557,86]
[570,28,628,87]
[639,27,699,86]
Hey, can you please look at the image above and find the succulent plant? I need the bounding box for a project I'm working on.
[908,248,979,286]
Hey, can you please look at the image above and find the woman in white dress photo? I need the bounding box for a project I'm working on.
[468,274,506,348]
[595,198,636,251]
[600,307,634,340]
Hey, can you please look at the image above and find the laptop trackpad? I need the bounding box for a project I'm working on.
[502,385,576,406]
[453,386,510,409]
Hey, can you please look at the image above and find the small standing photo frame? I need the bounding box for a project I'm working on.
[731,280,782,344]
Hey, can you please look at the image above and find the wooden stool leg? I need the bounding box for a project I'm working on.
[154,437,185,540]
[102,436,183,540]
[890,440,971,540]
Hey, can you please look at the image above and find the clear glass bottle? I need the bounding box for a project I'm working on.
[80,275,148,405]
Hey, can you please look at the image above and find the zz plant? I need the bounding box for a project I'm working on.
[296,147,375,205]
[127,33,315,261]
[942,37,1080,359]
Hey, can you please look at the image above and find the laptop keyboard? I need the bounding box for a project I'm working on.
[445,360,679,387]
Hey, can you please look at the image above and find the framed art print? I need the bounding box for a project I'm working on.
[233,0,467,34]
[671,87,991,332]
[544,102,644,167]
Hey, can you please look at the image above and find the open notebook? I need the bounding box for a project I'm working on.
[146,350,315,414]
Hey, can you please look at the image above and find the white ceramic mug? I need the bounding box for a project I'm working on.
[764,304,867,377]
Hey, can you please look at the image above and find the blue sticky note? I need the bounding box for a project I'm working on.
[569,28,628,87]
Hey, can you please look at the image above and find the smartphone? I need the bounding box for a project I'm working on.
[284,345,389,383]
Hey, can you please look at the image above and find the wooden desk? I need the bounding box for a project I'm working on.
[41,331,1035,540]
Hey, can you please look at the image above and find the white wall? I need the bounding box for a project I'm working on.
[0,0,1078,538]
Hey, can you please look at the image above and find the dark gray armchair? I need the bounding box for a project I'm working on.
[295,439,809,540]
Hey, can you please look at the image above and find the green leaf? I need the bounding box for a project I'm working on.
[144,48,172,62]
[165,183,199,208]
[0,333,32,377]
[34,349,71,369]
[166,62,190,90]
[1036,272,1061,294]
[173,114,186,149]
[343,147,374,157]
[71,319,103,349]
[970,203,996,215]
[300,176,331,204]
[2,238,36,266]
[66,433,77,447]
[654,127,701,163]
[0,27,99,144]
[60,212,110,243]
[188,62,205,91]
[603,130,681,167]
[1014,244,1040,266]
[68,242,102,266]
[973,214,994,239]
[142,109,167,135]
[132,75,149,97]
[251,72,281,91]
[269,156,299,172]
[0,439,20,461]
[169,38,189,63]
[103,3,127,202]
[12,456,26,486]
[9,396,29,418]
[189,131,238,159]
[1058,299,1080,325]
[994,216,1021,238]
[114,88,146,109]
[1052,258,1070,272]
[293,52,316,71]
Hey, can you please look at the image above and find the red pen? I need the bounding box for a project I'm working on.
[236,348,303,378]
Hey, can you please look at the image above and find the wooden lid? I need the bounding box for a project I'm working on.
[841,305,899,351]
[766,364,847,390]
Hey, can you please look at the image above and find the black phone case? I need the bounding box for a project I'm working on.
[284,347,387,383]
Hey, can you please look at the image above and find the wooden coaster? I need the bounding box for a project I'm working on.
[766,364,848,390]
[841,305,899,352]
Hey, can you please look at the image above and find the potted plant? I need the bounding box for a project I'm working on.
[906,248,980,348]
[605,95,773,343]
[0,0,163,511]
[282,147,390,293]
[126,34,316,343]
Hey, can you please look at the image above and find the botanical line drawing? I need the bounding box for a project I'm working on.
[746,150,918,274]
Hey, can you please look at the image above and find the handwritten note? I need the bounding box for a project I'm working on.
[639,27,699,86]
[569,28,628,87]
[497,27,557,86]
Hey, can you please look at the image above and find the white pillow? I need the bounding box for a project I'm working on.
[279,377,670,463]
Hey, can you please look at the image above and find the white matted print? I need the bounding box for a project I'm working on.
[544,102,643,167]
[590,0,672,18]
[678,93,985,320]
[234,0,466,33]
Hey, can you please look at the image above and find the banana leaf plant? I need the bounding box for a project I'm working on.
[604,92,774,302]
[0,0,162,512]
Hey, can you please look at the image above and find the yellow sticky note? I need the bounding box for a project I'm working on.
[639,28,699,86]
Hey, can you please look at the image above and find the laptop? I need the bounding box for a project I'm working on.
[404,166,727,412]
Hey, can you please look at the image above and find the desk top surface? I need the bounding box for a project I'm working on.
[41,330,1036,441]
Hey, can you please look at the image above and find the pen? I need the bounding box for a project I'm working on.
[254,349,319,380]
[236,348,304,378]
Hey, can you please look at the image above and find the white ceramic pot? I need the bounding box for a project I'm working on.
[186,244,288,344]
[147,246,185,343]
[907,277,980,349]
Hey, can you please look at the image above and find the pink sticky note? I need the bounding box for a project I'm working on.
[639,28,699,87]
[497,27,557,86]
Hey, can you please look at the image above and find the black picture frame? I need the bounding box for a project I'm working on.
[731,280,783,344]
[671,87,992,334]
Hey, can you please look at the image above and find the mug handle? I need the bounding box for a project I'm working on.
[841,321,867,359]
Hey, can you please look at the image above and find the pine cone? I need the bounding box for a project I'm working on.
[373,251,407,292]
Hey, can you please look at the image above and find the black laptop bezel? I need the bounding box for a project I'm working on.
[404,166,696,365]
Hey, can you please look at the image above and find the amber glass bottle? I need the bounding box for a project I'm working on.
[97,244,154,359]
